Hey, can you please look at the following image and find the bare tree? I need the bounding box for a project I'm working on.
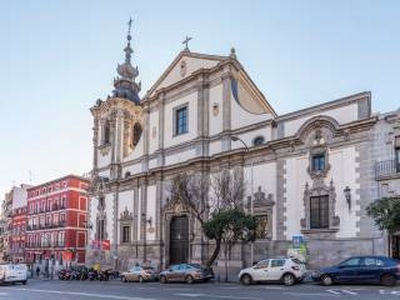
[168,172,209,226]
[169,167,251,268]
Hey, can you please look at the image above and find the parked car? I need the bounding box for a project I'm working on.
[121,266,158,283]
[314,255,400,286]
[238,257,307,286]
[0,264,28,285]
[159,263,214,284]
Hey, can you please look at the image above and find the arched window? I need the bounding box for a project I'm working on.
[132,123,142,147]
[103,120,111,144]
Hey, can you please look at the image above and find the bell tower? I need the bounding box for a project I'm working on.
[90,18,144,181]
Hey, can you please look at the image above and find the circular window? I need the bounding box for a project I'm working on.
[253,136,265,146]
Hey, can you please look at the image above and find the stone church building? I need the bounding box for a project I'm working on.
[87,26,399,270]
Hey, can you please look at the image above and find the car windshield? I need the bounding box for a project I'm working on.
[142,267,154,270]
[188,264,202,269]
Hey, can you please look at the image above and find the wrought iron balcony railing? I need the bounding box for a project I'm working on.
[375,159,400,179]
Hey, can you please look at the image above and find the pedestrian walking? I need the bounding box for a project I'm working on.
[36,266,40,278]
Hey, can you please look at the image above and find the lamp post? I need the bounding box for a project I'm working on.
[231,136,254,266]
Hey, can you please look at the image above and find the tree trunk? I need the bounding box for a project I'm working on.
[224,244,228,282]
[206,239,221,267]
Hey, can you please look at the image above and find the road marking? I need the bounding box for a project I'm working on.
[173,293,262,300]
[284,292,337,297]
[379,290,400,295]
[327,289,358,295]
[263,286,284,290]
[0,293,8,297]
[2,287,155,300]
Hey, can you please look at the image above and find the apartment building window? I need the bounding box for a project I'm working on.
[174,105,188,135]
[310,195,329,229]
[58,232,65,246]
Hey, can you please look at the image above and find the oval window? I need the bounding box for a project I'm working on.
[253,136,265,146]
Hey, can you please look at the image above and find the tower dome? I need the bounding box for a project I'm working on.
[112,18,141,104]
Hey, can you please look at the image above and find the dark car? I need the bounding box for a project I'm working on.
[314,256,400,286]
[159,263,214,284]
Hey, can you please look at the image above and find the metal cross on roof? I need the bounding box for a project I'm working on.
[182,35,192,51]
[128,17,133,35]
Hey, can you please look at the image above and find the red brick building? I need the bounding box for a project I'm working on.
[25,175,89,266]
[10,206,27,263]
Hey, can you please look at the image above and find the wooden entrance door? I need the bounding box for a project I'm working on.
[169,216,189,265]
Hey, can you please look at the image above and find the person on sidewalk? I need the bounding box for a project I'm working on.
[36,266,41,278]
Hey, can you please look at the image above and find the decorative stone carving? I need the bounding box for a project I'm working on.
[120,207,133,221]
[307,129,331,180]
[301,179,340,232]
[180,60,187,77]
[249,186,275,240]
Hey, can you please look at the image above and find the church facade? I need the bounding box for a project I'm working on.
[87,27,392,270]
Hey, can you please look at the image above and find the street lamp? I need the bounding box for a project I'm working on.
[230,135,254,265]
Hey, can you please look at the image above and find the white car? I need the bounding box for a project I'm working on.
[238,258,306,286]
[0,264,28,285]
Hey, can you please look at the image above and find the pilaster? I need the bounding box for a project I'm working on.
[222,73,232,151]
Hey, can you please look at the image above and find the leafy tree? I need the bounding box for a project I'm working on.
[367,197,400,232]
[203,208,257,280]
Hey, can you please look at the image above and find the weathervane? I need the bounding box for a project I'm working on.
[182,35,192,51]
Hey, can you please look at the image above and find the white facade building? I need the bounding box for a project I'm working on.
[87,28,390,270]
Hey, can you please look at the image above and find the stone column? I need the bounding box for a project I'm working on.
[158,93,166,166]
[196,78,210,157]
[92,117,100,172]
[142,105,150,172]
[140,179,148,261]
[221,73,232,151]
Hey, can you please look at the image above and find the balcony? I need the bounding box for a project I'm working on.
[375,159,400,180]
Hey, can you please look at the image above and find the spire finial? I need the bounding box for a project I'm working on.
[182,35,192,51]
[127,17,133,42]
[230,47,237,59]
[112,18,141,104]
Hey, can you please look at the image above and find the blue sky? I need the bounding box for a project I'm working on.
[1,0,399,198]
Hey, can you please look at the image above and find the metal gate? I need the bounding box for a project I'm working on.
[169,216,189,265]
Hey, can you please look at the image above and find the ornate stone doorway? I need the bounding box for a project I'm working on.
[169,216,189,264]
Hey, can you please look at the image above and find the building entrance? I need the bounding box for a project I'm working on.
[169,216,189,264]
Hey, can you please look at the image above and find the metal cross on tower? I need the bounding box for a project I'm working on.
[182,35,192,51]
[127,17,133,36]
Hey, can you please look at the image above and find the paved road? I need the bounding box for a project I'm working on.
[1,279,400,300]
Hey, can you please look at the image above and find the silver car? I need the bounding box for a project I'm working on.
[121,266,158,283]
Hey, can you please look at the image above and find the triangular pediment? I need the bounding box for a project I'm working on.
[145,51,228,98]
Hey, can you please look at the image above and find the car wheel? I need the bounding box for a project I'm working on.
[21,280,27,285]
[186,275,194,284]
[121,276,127,283]
[282,273,295,286]
[240,274,252,286]
[321,274,333,286]
[160,275,167,284]
[138,276,144,283]
[381,274,396,287]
